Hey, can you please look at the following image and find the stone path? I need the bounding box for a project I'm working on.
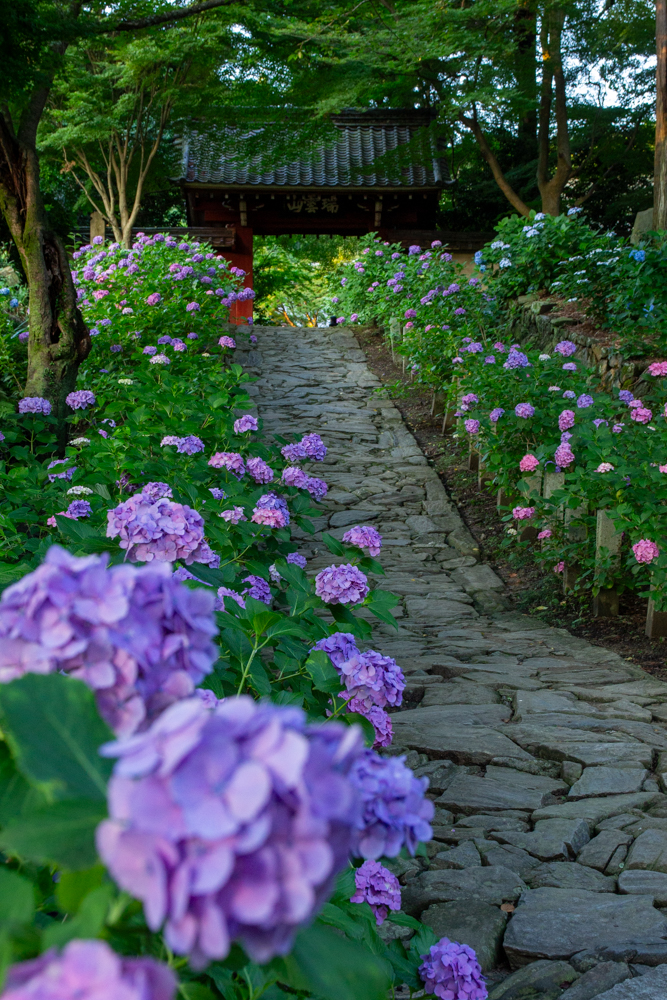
[242,325,667,1000]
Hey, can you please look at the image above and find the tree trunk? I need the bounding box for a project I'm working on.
[0,113,91,438]
[655,0,667,229]
[536,8,571,215]
[514,0,538,164]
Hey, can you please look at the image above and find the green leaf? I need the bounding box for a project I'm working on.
[304,650,342,694]
[0,742,48,825]
[0,674,113,801]
[0,798,107,869]
[54,515,103,542]
[43,883,113,949]
[264,620,310,641]
[91,483,111,500]
[385,912,422,930]
[407,924,438,966]
[248,660,272,697]
[358,556,385,576]
[273,559,310,592]
[220,627,254,661]
[364,589,400,629]
[56,865,106,914]
[249,611,283,635]
[318,902,366,941]
[185,562,235,588]
[0,868,34,928]
[321,532,345,556]
[330,606,372,639]
[278,921,391,1000]
[344,712,376,747]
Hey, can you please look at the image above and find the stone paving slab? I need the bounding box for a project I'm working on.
[251,326,667,991]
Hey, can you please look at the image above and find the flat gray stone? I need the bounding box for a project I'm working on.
[404,597,477,619]
[477,843,542,879]
[525,862,616,892]
[503,888,667,967]
[422,682,500,707]
[626,829,667,872]
[499,727,653,767]
[401,865,527,916]
[488,960,579,999]
[430,841,481,869]
[559,963,631,1000]
[421,899,507,971]
[437,766,567,814]
[451,564,505,593]
[532,793,661,826]
[591,965,667,998]
[493,818,590,861]
[577,830,633,871]
[514,690,593,720]
[390,719,530,766]
[569,767,648,799]
[618,869,667,904]
[329,509,379,527]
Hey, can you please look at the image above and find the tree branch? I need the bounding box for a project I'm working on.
[459,109,531,217]
[101,0,241,33]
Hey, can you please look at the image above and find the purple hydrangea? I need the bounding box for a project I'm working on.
[341,650,405,710]
[247,456,274,484]
[106,493,208,564]
[350,750,434,858]
[464,419,480,435]
[577,394,594,408]
[350,860,401,925]
[305,476,328,501]
[554,340,577,357]
[208,452,245,477]
[216,586,246,609]
[66,499,92,518]
[186,301,200,312]
[593,418,608,428]
[559,409,575,431]
[111,345,122,353]
[554,442,575,467]
[0,940,176,1000]
[66,389,96,410]
[97,696,366,967]
[503,350,529,369]
[404,309,417,319]
[342,524,382,557]
[234,414,258,433]
[286,552,307,569]
[301,433,327,461]
[219,506,246,524]
[281,442,308,463]
[19,397,51,415]
[366,706,393,749]
[146,292,162,306]
[419,939,487,1000]
[143,345,158,356]
[619,389,634,403]
[242,575,272,605]
[157,336,173,346]
[465,342,483,353]
[219,336,236,349]
[489,408,505,423]
[562,390,576,399]
[172,339,186,352]
[47,459,76,482]
[209,487,227,500]
[514,403,534,419]
[282,466,309,489]
[562,362,577,371]
[0,547,217,737]
[142,482,173,502]
[313,632,360,667]
[176,435,205,456]
[251,492,290,528]
[315,564,369,605]
[187,332,198,340]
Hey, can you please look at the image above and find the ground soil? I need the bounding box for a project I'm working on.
[356,325,667,680]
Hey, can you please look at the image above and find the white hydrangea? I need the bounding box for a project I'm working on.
[535,213,545,220]
[539,354,551,360]
[491,240,504,250]
[118,378,133,385]
[498,258,512,268]
[70,437,90,446]
[548,385,561,391]
[67,485,93,495]
[149,353,170,365]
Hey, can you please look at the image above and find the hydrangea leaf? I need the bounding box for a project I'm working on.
[0,798,107,869]
[321,532,345,557]
[304,650,342,694]
[0,674,114,801]
[43,883,113,949]
[278,922,392,1000]
[0,742,49,825]
[343,712,376,747]
[0,868,35,929]
[330,605,372,640]
[56,865,106,914]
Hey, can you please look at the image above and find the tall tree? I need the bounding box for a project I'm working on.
[656,0,667,228]
[0,0,237,429]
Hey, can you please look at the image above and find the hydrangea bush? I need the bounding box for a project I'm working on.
[0,234,478,1000]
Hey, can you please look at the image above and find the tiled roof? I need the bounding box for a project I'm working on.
[179,110,448,188]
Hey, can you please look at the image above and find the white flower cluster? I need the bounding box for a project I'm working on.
[70,437,90,446]
[67,485,94,496]
[118,378,133,385]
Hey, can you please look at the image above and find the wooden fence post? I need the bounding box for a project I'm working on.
[593,509,621,616]
[389,317,399,363]
[646,590,667,637]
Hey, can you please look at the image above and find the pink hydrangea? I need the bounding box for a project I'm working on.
[342,524,382,557]
[208,452,245,477]
[519,454,539,472]
[350,860,401,925]
[146,292,162,306]
[419,938,486,1000]
[659,465,667,473]
[554,442,575,467]
[0,940,176,1000]
[633,539,659,564]
[247,456,273,484]
[315,564,369,605]
[233,414,258,433]
[559,409,575,431]
[554,561,565,573]
[464,419,480,434]
[537,529,552,540]
[251,507,288,528]
[219,506,246,524]
[647,361,667,376]
[596,462,614,472]
[631,406,652,424]
[512,506,535,520]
